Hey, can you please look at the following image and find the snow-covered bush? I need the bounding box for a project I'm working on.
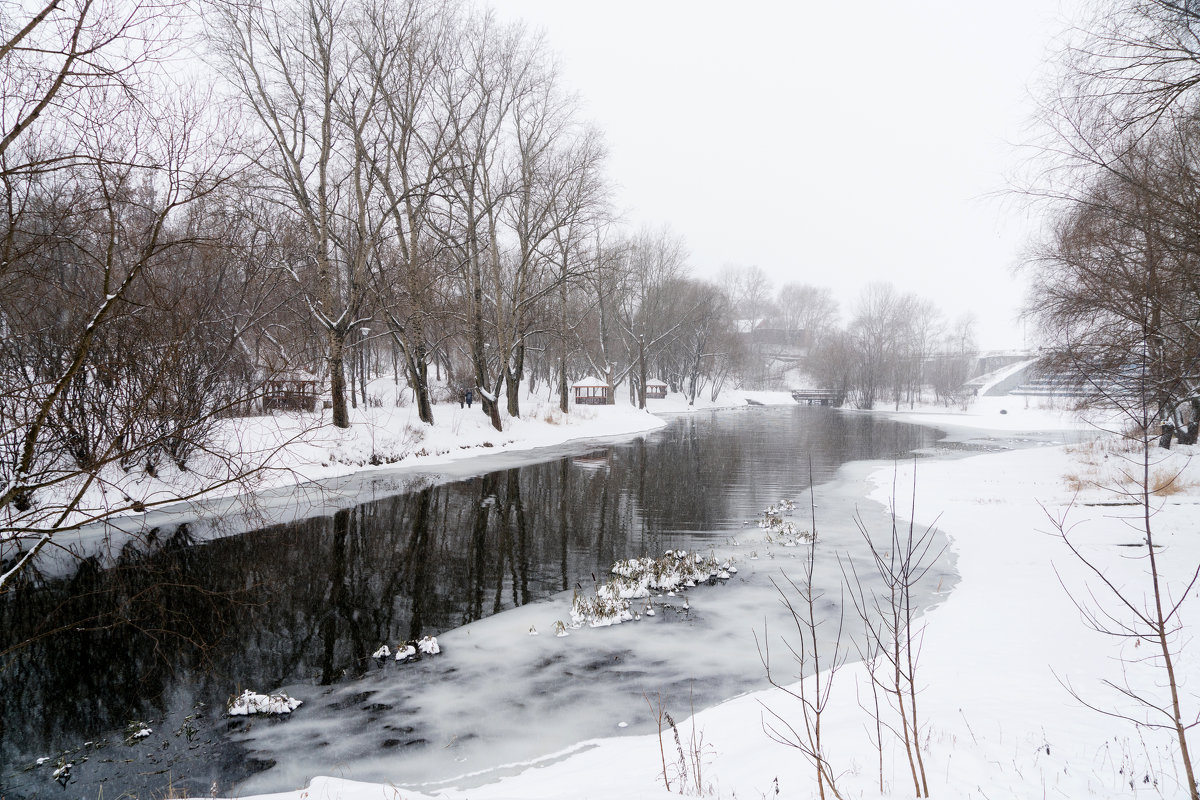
[570,550,732,627]
[227,690,302,716]
[371,635,441,663]
[757,500,813,546]
[608,550,724,598]
[571,587,635,628]
[123,721,152,745]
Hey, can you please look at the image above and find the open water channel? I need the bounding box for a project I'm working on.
[2,405,964,798]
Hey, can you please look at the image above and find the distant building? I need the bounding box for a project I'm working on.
[645,379,668,399]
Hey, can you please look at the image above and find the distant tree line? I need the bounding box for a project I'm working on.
[717,268,978,410]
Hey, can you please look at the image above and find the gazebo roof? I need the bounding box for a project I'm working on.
[571,376,609,388]
[646,379,668,387]
[268,369,319,383]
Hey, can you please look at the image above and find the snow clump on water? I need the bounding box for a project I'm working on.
[227,690,303,716]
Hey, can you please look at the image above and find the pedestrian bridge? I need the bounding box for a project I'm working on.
[790,389,845,407]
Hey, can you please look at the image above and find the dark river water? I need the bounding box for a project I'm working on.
[0,406,946,798]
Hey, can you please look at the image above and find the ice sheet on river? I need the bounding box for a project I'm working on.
[230,460,957,796]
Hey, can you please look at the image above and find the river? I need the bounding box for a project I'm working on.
[1,405,956,798]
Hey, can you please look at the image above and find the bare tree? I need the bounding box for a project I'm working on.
[654,277,730,405]
[758,484,847,800]
[847,282,907,409]
[893,298,942,409]
[1025,13,1200,794]
[0,89,271,591]
[618,226,688,408]
[431,9,533,431]
[354,0,460,424]
[576,229,631,399]
[843,475,944,799]
[777,282,839,353]
[546,172,608,413]
[208,0,383,429]
[1027,124,1200,429]
[719,263,775,322]
[496,76,606,418]
[0,0,185,181]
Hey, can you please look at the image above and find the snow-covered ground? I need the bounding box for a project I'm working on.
[869,393,1093,435]
[215,396,1200,800]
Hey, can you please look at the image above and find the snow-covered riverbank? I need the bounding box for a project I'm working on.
[261,386,805,477]
[220,398,1200,800]
[13,387,797,536]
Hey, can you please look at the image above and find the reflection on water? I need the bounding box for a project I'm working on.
[0,407,940,798]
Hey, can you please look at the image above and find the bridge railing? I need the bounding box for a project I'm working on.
[790,389,845,407]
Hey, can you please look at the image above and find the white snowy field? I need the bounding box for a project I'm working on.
[219,398,1200,800]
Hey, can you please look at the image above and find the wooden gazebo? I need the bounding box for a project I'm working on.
[572,376,612,406]
[263,371,320,412]
[645,379,668,399]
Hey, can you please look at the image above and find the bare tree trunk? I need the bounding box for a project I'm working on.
[410,343,434,423]
[505,340,524,417]
[359,338,369,406]
[466,221,502,431]
[1143,446,1200,798]
[637,335,647,409]
[347,337,358,410]
[558,357,569,413]
[559,282,570,413]
[329,327,350,428]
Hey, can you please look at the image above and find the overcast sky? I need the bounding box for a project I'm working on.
[497,0,1085,350]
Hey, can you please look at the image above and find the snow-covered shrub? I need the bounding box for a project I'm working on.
[570,550,732,627]
[52,757,73,786]
[570,587,634,628]
[373,635,441,663]
[757,500,813,546]
[124,721,152,745]
[227,690,302,716]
